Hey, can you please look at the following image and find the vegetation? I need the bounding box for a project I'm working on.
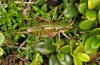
[0,0,100,65]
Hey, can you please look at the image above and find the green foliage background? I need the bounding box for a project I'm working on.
[0,0,100,65]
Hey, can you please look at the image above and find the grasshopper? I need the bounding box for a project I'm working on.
[26,22,72,38]
[13,21,72,38]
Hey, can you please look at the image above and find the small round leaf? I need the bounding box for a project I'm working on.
[78,53,90,62]
[91,38,100,49]
[86,9,97,21]
[79,20,94,30]
[78,2,87,14]
[88,0,98,9]
[90,28,100,35]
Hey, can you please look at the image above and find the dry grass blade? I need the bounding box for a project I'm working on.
[15,1,34,4]
[22,0,34,15]
[37,16,53,22]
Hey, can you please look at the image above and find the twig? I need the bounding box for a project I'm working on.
[22,0,33,15]
[7,45,27,50]
[0,0,1,4]
[18,41,26,50]
[60,30,71,40]
[70,17,79,28]
[60,30,77,42]
[8,55,30,63]
[26,0,32,7]
[16,56,30,63]
[15,1,34,4]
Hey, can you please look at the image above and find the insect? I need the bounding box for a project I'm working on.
[26,21,72,37]
[13,21,72,41]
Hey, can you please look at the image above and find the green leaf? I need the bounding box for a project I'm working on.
[64,3,79,18]
[8,9,15,14]
[0,47,4,56]
[98,10,100,20]
[77,53,90,62]
[59,39,65,46]
[78,2,87,14]
[95,0,100,10]
[84,36,98,54]
[79,20,95,30]
[30,53,43,65]
[14,11,19,17]
[41,13,51,20]
[16,7,22,11]
[38,54,43,63]
[88,0,98,9]
[0,33,5,46]
[73,44,84,55]
[19,27,29,31]
[6,17,12,24]
[30,60,41,65]
[33,42,55,55]
[12,23,18,29]
[45,42,56,52]
[41,4,47,12]
[59,54,72,65]
[56,36,59,43]
[49,54,72,65]
[57,53,64,60]
[32,6,39,12]
[96,35,100,39]
[20,34,26,38]
[84,36,95,51]
[90,28,100,35]
[2,8,7,14]
[81,33,89,44]
[70,40,76,52]
[60,45,70,53]
[49,54,60,65]
[73,56,83,65]
[14,34,20,41]
[91,38,100,49]
[33,13,40,17]
[86,9,97,21]
[34,0,45,4]
[52,42,57,46]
